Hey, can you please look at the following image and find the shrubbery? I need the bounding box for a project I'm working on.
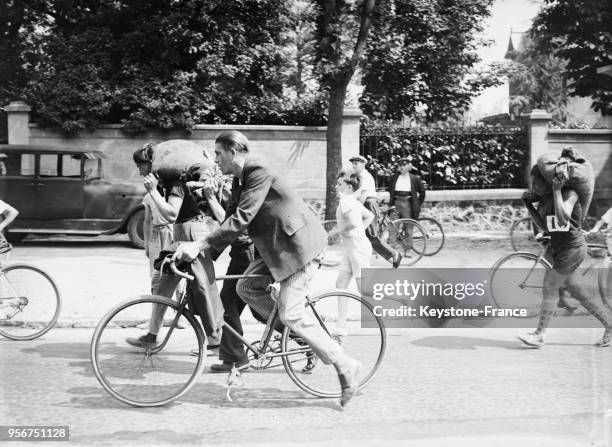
[361,120,528,190]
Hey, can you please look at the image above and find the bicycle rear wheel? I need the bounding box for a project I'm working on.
[489,252,551,315]
[0,264,61,340]
[90,296,205,407]
[510,217,541,252]
[281,290,386,398]
[417,217,445,256]
[386,218,426,266]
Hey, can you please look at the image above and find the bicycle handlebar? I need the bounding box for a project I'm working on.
[162,254,269,282]
[168,259,195,281]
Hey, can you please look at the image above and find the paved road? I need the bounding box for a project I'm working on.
[1,234,611,446]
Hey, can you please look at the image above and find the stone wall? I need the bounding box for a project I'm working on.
[525,109,612,200]
[5,102,362,201]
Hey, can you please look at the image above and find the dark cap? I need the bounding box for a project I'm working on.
[398,157,412,165]
[348,155,367,163]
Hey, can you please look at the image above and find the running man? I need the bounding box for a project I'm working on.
[519,165,612,348]
[349,155,402,268]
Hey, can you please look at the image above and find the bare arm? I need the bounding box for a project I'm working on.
[361,204,374,228]
[522,191,547,232]
[143,204,152,258]
[144,174,180,222]
[203,188,226,223]
[0,204,19,232]
[149,190,181,222]
[552,184,578,228]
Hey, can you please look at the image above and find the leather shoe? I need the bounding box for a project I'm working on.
[338,359,362,407]
[210,361,250,373]
[126,333,157,349]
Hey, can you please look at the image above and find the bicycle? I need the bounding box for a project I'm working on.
[0,259,62,340]
[413,215,445,256]
[509,215,598,252]
[90,257,386,407]
[489,231,611,315]
[322,207,427,267]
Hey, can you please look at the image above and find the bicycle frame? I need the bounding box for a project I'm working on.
[512,239,610,292]
[159,262,314,362]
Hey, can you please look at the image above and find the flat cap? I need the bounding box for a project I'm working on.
[348,155,367,163]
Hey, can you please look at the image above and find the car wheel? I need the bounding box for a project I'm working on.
[127,209,145,249]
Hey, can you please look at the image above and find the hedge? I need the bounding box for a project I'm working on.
[360,120,528,190]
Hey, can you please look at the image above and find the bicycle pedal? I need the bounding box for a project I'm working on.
[225,368,245,402]
[226,368,245,388]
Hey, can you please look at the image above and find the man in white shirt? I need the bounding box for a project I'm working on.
[349,156,402,268]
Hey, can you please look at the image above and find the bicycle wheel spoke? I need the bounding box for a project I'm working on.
[92,298,204,406]
[282,291,385,398]
[0,264,61,340]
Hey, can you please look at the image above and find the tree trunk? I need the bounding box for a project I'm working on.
[325,83,348,219]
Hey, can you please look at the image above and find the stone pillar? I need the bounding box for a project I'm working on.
[341,107,362,170]
[524,109,552,181]
[6,101,31,144]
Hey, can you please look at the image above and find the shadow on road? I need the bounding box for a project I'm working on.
[22,342,91,359]
[411,335,519,350]
[64,382,341,411]
[24,342,342,411]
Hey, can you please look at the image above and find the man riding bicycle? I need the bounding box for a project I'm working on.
[174,130,362,407]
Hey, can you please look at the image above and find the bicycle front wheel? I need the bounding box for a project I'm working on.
[510,217,541,253]
[489,252,551,315]
[386,218,426,266]
[0,264,61,340]
[281,290,386,398]
[90,295,205,407]
[417,217,445,256]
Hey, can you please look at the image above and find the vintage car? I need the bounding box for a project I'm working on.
[0,144,146,248]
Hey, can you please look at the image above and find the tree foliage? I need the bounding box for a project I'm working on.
[359,0,502,121]
[530,0,612,115]
[504,33,569,121]
[0,0,327,135]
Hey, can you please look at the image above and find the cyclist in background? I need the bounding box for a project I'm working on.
[328,172,374,336]
[519,165,612,348]
[349,155,402,268]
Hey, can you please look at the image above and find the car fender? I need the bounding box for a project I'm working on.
[104,204,145,235]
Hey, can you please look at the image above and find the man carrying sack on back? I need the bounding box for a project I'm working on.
[127,141,225,354]
[518,146,612,348]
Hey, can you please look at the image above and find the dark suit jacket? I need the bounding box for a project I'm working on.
[206,157,327,281]
[387,173,426,218]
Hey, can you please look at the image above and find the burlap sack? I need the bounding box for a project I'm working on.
[536,147,594,223]
[151,140,214,180]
